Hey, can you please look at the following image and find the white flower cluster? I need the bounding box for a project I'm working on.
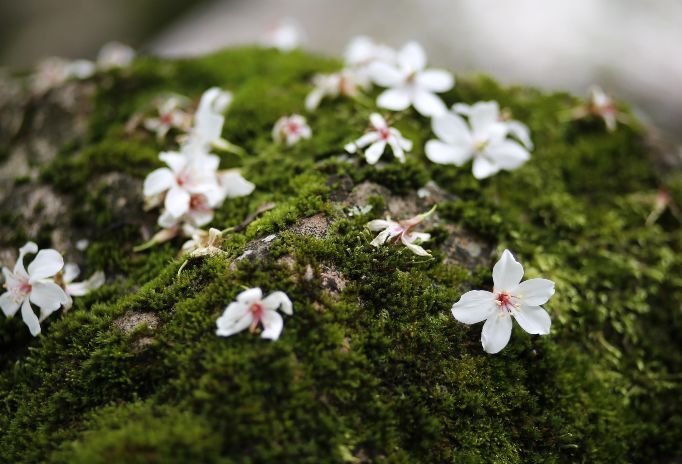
[142,87,255,247]
[1,243,103,336]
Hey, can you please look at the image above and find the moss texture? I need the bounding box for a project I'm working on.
[1,47,681,463]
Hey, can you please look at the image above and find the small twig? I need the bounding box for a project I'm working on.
[233,202,277,232]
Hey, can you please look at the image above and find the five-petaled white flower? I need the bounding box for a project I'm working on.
[96,41,136,70]
[216,288,293,341]
[366,206,435,256]
[305,70,368,111]
[262,18,304,52]
[426,101,531,179]
[60,264,105,310]
[144,96,192,140]
[0,242,68,336]
[451,249,554,354]
[369,41,454,117]
[272,114,312,146]
[345,113,413,164]
[143,151,225,221]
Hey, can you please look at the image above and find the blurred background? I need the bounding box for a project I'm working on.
[1,0,681,143]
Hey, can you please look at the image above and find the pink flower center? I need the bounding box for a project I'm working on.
[19,281,32,295]
[160,112,173,125]
[249,302,264,332]
[189,194,210,212]
[286,121,301,135]
[378,127,391,141]
[495,291,518,313]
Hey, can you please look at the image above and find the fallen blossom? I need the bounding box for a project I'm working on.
[426,101,531,179]
[60,264,105,311]
[144,96,192,140]
[183,87,234,153]
[345,113,412,164]
[0,242,68,336]
[97,41,136,70]
[451,249,554,354]
[452,102,533,150]
[216,288,293,340]
[305,70,368,111]
[262,18,304,51]
[180,226,225,258]
[272,114,312,146]
[369,41,454,117]
[572,86,620,132]
[366,206,435,256]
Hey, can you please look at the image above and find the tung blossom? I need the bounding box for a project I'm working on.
[182,87,234,153]
[573,86,620,132]
[144,96,192,140]
[262,18,304,52]
[143,151,226,221]
[305,70,368,111]
[272,114,312,146]
[366,206,435,256]
[181,226,225,258]
[369,41,454,117]
[451,249,554,354]
[345,113,412,164]
[216,288,293,341]
[425,101,531,179]
[0,242,68,336]
[60,264,105,311]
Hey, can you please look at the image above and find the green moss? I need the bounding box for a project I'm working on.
[0,46,680,463]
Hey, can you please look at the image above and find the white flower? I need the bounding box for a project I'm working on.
[144,96,192,140]
[97,41,136,70]
[344,36,397,69]
[262,18,304,51]
[587,86,618,132]
[369,41,454,117]
[183,87,233,152]
[217,169,256,199]
[366,206,435,256]
[143,151,225,221]
[305,70,368,111]
[425,101,531,179]
[216,288,293,341]
[345,113,413,164]
[181,227,225,258]
[0,242,68,336]
[60,264,105,310]
[451,249,555,354]
[272,114,312,146]
[452,102,533,150]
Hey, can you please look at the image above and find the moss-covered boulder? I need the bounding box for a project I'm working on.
[0,47,681,463]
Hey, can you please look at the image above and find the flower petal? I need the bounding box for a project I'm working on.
[365,141,387,165]
[218,170,255,198]
[401,233,431,256]
[366,219,394,231]
[472,156,500,179]
[29,281,68,312]
[431,112,471,145]
[413,91,447,117]
[62,263,80,283]
[0,292,21,317]
[469,101,500,135]
[14,242,38,277]
[27,249,64,281]
[159,151,187,173]
[369,62,404,87]
[514,278,555,306]
[260,309,284,340]
[425,140,472,166]
[215,302,253,337]
[164,186,191,218]
[305,88,324,111]
[377,88,410,111]
[415,69,454,92]
[492,249,524,291]
[484,140,530,170]
[262,291,293,315]
[143,168,176,197]
[506,120,533,150]
[513,305,551,335]
[237,287,262,304]
[398,41,426,71]
[66,271,105,297]
[370,228,393,247]
[369,113,387,129]
[21,298,41,337]
[349,132,380,151]
[481,314,512,354]
[451,290,496,324]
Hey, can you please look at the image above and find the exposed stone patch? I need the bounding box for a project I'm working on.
[319,264,346,299]
[290,213,330,238]
[440,224,493,269]
[112,311,160,335]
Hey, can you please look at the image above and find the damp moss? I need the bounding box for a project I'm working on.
[0,46,680,463]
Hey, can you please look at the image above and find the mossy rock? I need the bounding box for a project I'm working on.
[0,47,681,463]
